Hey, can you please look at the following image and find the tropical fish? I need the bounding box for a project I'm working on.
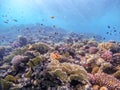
[50,16,55,19]
[13,19,18,22]
[4,20,9,23]
[107,25,110,29]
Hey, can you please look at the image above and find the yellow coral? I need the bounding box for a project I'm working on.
[27,56,45,68]
[51,69,68,82]
[98,42,118,51]
[5,75,17,83]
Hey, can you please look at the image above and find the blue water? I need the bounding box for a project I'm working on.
[0,0,120,41]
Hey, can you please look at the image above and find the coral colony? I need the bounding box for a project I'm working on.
[0,31,120,90]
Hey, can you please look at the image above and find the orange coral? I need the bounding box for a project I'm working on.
[50,52,61,60]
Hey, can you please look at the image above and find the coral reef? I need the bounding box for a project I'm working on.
[0,33,120,90]
[47,60,90,89]
[0,46,5,61]
[101,50,113,62]
[18,35,28,47]
[88,73,120,90]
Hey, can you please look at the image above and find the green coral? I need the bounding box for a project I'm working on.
[4,53,15,62]
[25,68,33,78]
[47,60,89,85]
[30,42,50,54]
[27,56,45,68]
[0,78,12,90]
[5,75,17,83]
[51,69,68,83]
[13,46,29,55]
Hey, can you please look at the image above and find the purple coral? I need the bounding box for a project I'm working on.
[88,73,120,90]
[11,55,28,67]
[11,41,20,48]
[89,46,98,54]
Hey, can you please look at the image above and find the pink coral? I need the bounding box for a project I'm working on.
[101,50,113,62]
[88,73,120,90]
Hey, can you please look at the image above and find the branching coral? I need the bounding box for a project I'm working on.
[88,73,120,90]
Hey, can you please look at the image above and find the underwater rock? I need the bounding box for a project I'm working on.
[18,35,28,47]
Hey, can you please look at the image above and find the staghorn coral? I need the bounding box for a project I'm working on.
[88,73,120,90]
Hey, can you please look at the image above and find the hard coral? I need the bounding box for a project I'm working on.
[88,73,120,90]
[112,53,120,66]
[11,55,29,68]
[28,42,50,54]
[50,52,61,61]
[0,46,5,60]
[48,60,89,87]
[101,50,113,62]
[89,46,98,54]
[98,42,119,52]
